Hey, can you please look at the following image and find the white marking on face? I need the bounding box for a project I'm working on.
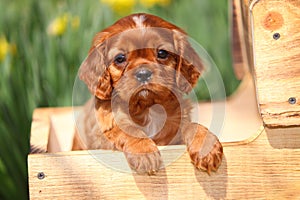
[132,15,146,28]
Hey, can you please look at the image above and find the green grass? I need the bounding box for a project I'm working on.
[0,0,239,199]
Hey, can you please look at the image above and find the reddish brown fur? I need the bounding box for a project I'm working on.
[73,13,223,174]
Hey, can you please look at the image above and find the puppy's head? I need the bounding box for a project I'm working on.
[79,13,203,102]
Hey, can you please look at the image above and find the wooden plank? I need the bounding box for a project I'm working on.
[28,127,300,199]
[232,0,246,79]
[231,0,258,79]
[47,111,77,152]
[30,107,74,153]
[232,0,254,79]
[251,0,300,127]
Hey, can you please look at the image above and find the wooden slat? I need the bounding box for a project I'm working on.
[47,111,77,152]
[232,0,246,79]
[30,107,74,153]
[28,127,300,199]
[251,0,300,127]
[232,0,253,79]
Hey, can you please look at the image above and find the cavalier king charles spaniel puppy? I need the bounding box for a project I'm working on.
[73,13,223,174]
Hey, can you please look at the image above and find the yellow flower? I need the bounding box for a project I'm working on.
[47,13,81,36]
[47,13,69,36]
[101,0,136,15]
[0,36,16,61]
[139,0,170,8]
[0,36,9,61]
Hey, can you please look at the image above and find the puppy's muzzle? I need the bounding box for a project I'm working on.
[135,68,152,83]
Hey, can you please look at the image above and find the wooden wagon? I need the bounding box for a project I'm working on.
[28,0,300,199]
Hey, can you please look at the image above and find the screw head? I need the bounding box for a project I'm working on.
[273,33,280,40]
[288,97,296,104]
[37,172,45,180]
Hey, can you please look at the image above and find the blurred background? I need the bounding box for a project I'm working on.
[0,0,239,199]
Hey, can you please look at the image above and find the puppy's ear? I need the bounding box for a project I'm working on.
[79,38,112,100]
[173,30,203,93]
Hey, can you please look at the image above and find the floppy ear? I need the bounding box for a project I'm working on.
[173,30,203,94]
[79,42,112,100]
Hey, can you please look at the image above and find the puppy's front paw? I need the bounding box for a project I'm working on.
[124,138,162,175]
[188,132,223,174]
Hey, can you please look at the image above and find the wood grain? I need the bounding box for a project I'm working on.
[28,127,300,199]
[251,0,300,127]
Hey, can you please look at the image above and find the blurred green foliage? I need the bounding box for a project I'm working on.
[0,0,239,199]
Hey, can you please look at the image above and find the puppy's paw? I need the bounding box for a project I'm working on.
[124,138,162,175]
[188,132,223,174]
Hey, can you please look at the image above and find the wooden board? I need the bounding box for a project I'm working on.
[30,107,74,153]
[28,127,300,199]
[251,0,300,127]
[232,0,253,79]
[232,0,246,79]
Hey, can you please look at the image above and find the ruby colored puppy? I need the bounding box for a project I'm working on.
[73,13,223,174]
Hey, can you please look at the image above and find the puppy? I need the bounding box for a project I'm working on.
[73,13,223,174]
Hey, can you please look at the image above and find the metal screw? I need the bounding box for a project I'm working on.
[288,97,296,104]
[273,33,280,40]
[37,172,45,180]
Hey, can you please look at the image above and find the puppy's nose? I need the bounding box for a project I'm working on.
[135,69,152,83]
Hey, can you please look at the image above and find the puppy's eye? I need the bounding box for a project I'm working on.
[114,54,126,64]
[157,49,169,59]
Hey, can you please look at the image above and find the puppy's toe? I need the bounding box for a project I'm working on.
[124,138,163,174]
[125,151,163,175]
[188,136,223,174]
